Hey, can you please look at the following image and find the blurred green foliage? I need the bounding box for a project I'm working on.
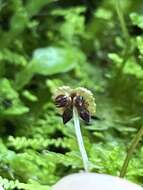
[0,0,143,189]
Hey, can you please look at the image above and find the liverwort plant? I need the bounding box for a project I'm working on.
[53,86,96,172]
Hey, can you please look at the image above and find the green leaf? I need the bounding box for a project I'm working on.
[136,36,143,55]
[108,53,123,66]
[31,46,78,75]
[10,1,29,34]
[130,13,143,29]
[22,90,38,102]
[0,49,28,66]
[123,58,143,78]
[52,7,86,43]
[94,8,113,20]
[25,0,55,17]
[15,46,84,89]
[0,78,29,115]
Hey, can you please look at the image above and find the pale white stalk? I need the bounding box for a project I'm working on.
[73,107,89,172]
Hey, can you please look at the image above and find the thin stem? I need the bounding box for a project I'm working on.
[73,107,89,172]
[115,0,132,72]
[115,0,130,41]
[120,126,143,178]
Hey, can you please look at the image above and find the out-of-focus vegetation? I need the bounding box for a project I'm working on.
[0,0,143,189]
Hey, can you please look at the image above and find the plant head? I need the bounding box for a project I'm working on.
[53,86,96,124]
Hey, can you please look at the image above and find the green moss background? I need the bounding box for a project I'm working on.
[0,0,143,189]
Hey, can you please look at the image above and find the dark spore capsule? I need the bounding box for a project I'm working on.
[55,95,70,108]
[79,108,90,123]
[74,95,84,108]
[62,105,73,124]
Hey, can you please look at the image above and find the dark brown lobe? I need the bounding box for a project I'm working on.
[73,95,84,108]
[55,93,91,124]
[79,108,90,123]
[55,95,69,107]
[62,105,73,124]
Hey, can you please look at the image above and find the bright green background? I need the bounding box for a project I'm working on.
[0,0,143,189]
